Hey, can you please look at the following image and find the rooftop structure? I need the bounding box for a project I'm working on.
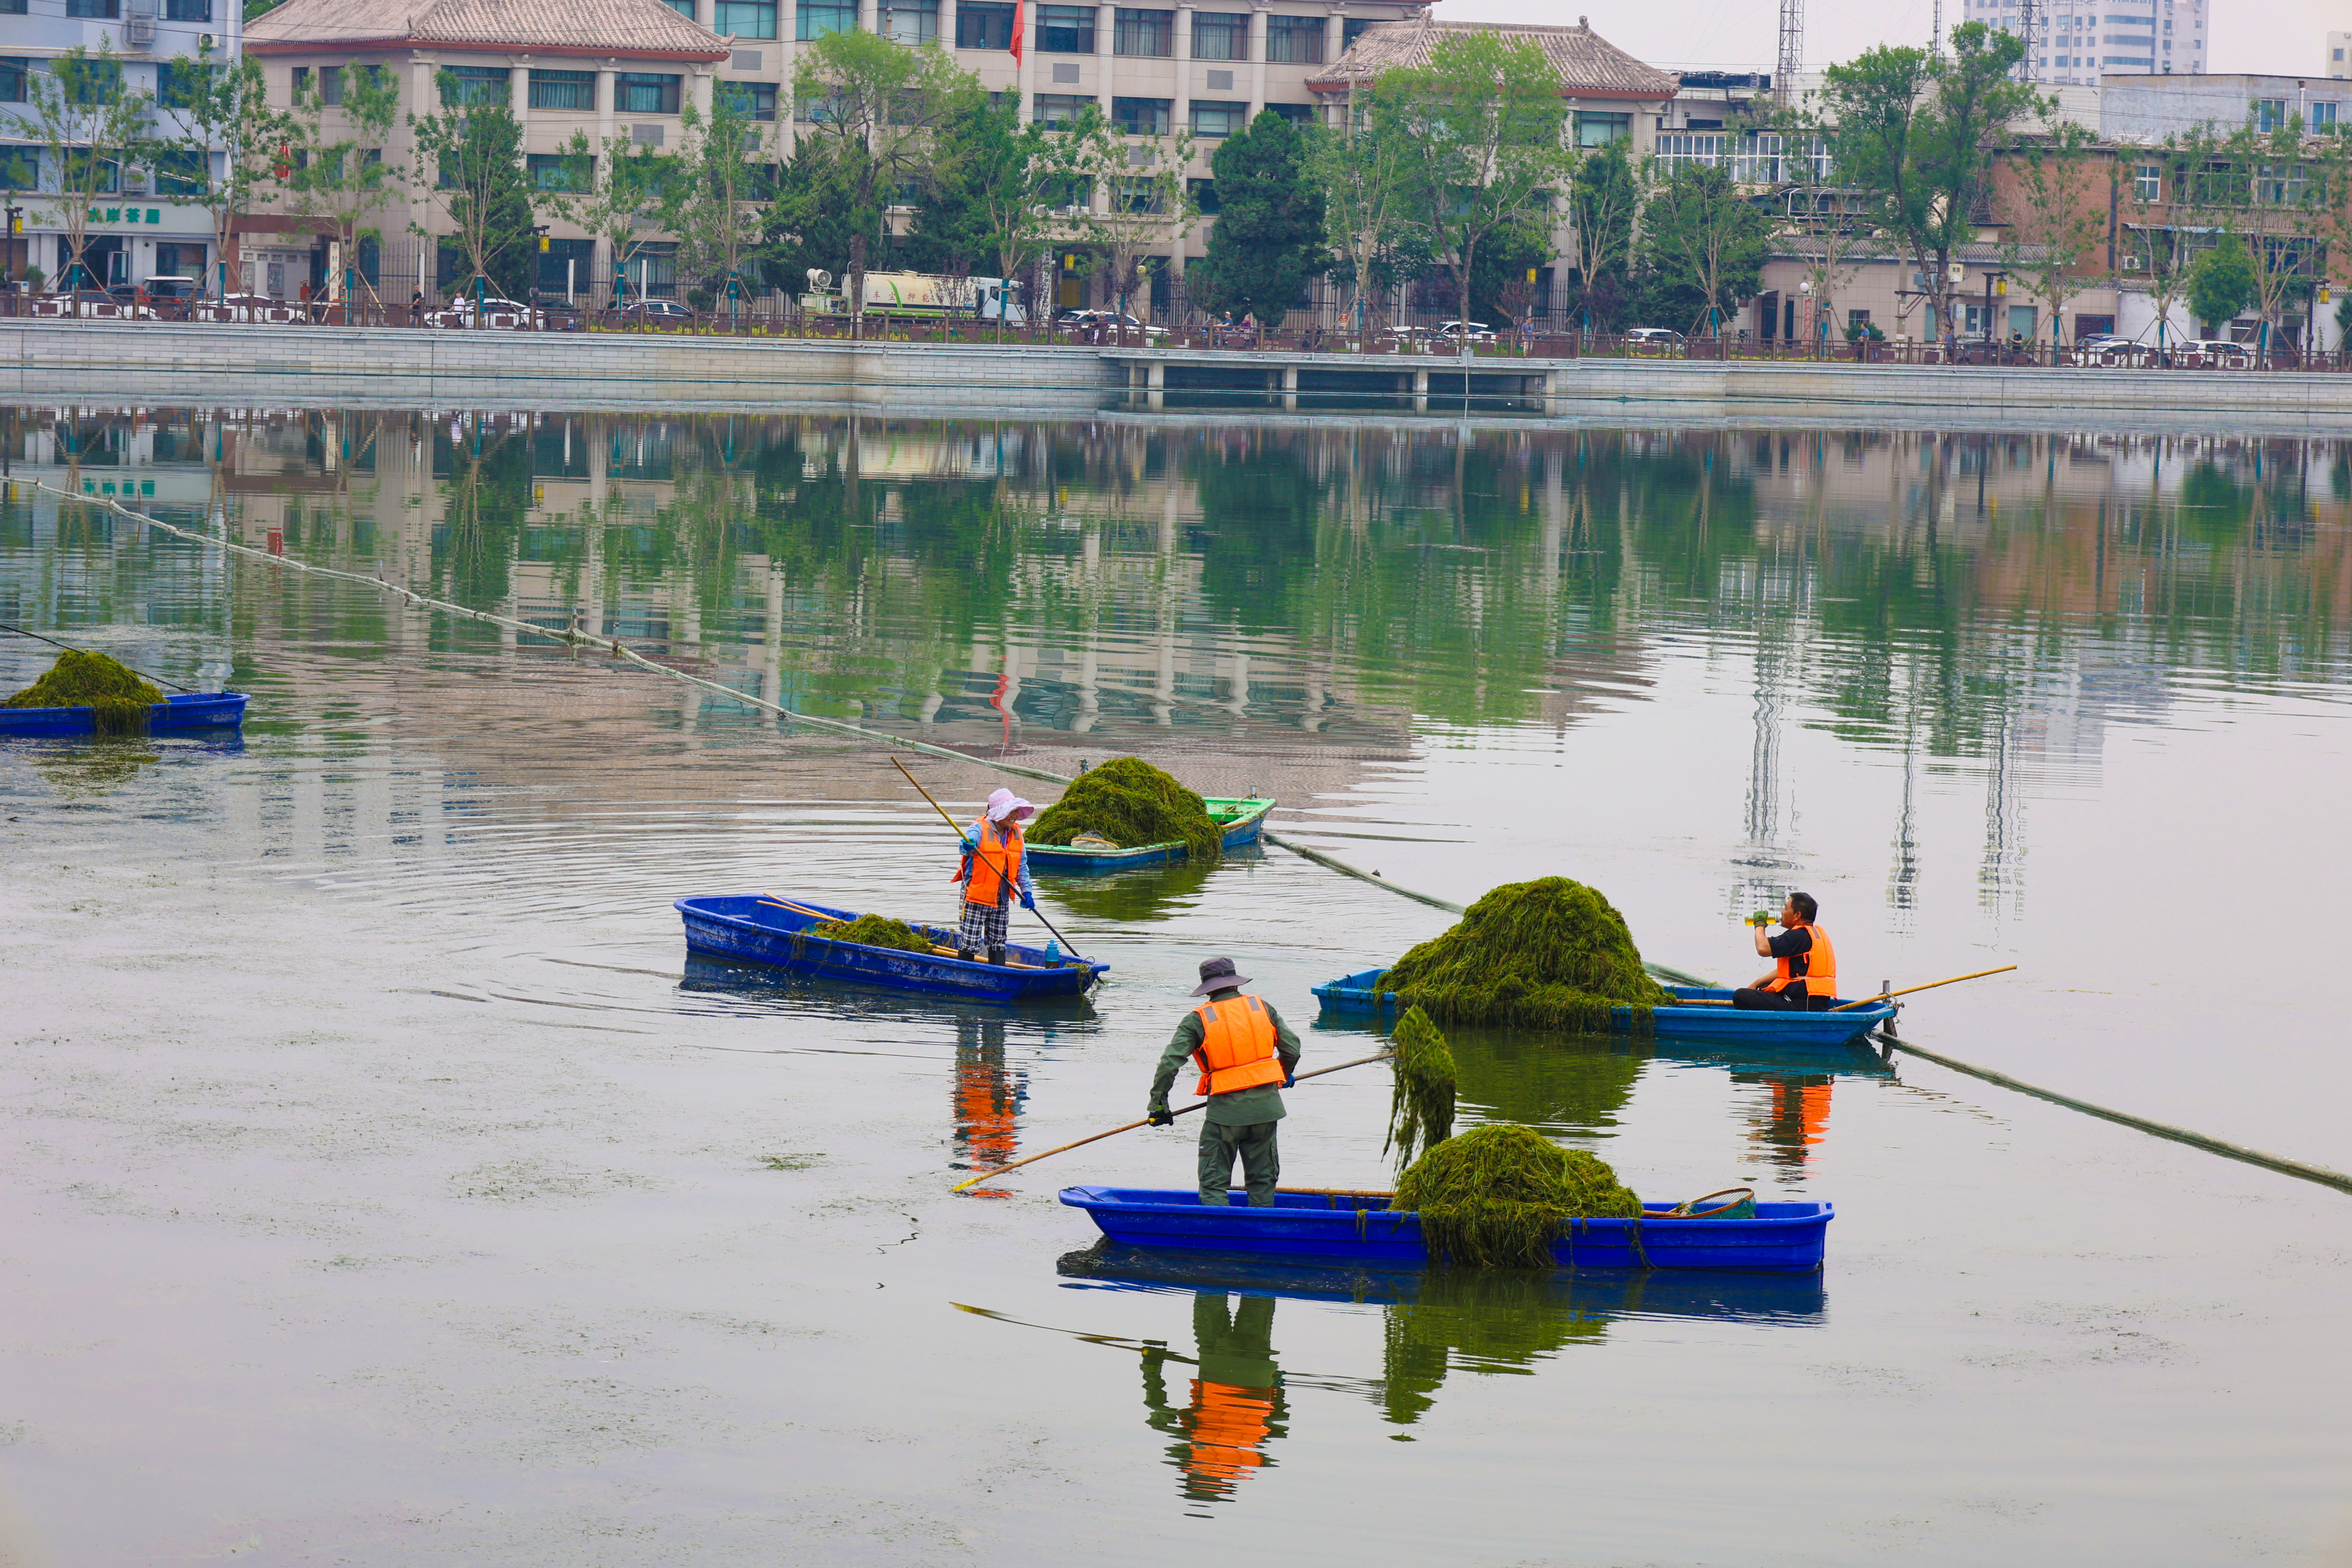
[1959,0,2204,87]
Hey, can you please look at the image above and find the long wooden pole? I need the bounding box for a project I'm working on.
[891,755,1089,962]
[1829,964,2017,1011]
[950,1050,1393,1192]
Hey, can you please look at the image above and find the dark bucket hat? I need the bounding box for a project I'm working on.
[1189,956,1254,996]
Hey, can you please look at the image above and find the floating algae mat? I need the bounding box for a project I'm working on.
[1380,876,1672,1034]
[2,649,162,735]
[1027,757,1221,861]
[1393,1123,1641,1269]
[1383,1005,1458,1175]
[807,914,940,954]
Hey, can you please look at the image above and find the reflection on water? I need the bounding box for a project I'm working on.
[953,1014,1026,1197]
[25,738,165,798]
[1742,1074,1838,1171]
[1143,1292,1289,1509]
[1042,853,1226,922]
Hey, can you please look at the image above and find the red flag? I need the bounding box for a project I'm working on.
[1011,0,1024,63]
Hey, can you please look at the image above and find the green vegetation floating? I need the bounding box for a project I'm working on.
[1380,876,1672,1033]
[1383,1005,1458,1176]
[1393,1122,1642,1269]
[808,913,940,953]
[2,650,162,735]
[1027,756,1222,861]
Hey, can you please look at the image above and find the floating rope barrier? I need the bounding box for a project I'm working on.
[1880,1030,2352,1198]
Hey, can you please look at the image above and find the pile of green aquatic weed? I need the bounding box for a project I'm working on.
[808,913,940,954]
[1379,876,1673,1034]
[1383,1005,1457,1175]
[3,649,162,735]
[1027,756,1222,861]
[1393,1123,1642,1269]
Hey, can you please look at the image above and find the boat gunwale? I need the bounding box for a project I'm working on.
[1311,965,1897,1042]
[674,894,1106,992]
[1026,795,1274,867]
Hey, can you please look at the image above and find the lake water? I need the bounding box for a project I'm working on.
[3,407,2350,1566]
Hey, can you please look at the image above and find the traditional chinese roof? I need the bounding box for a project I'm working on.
[1307,18,1678,101]
[245,0,730,61]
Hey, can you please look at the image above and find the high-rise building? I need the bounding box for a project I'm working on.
[2328,30,2351,78]
[1959,0,2204,86]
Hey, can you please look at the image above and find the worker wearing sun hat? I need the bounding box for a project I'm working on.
[954,787,1038,965]
[1148,957,1302,1207]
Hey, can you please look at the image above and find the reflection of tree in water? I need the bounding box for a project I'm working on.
[1380,1269,1613,1427]
[1736,1072,1834,1172]
[429,419,532,611]
[950,1014,1025,1198]
[1141,1292,1289,1507]
[1039,853,1220,923]
[1437,1021,1648,1136]
[31,741,162,797]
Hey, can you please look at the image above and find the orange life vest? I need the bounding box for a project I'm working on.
[1182,1379,1275,1490]
[958,815,1025,908]
[1190,994,1285,1096]
[1762,922,1837,999]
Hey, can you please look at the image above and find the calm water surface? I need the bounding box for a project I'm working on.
[3,408,2350,1565]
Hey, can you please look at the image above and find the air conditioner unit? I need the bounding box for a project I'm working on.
[125,15,155,47]
[2122,254,2142,270]
[122,167,150,193]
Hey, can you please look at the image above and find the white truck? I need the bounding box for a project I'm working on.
[799,270,1029,325]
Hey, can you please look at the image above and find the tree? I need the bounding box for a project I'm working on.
[1817,23,2038,346]
[1052,104,1196,343]
[763,134,857,295]
[2187,235,2256,331]
[2119,144,2199,353]
[1187,109,1326,339]
[1375,32,1574,340]
[2,43,153,301]
[787,30,980,338]
[665,94,775,318]
[1308,87,1413,349]
[282,59,401,309]
[550,130,678,308]
[154,41,289,299]
[409,72,536,306]
[931,96,1059,336]
[2216,115,2328,361]
[1566,138,1640,333]
[1635,160,1773,339]
[1997,122,2109,352]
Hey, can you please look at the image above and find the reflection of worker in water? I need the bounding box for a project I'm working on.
[1734,891,1839,1011]
[951,1016,1025,1188]
[1141,1292,1288,1504]
[1148,957,1302,1206]
[1744,1074,1833,1168]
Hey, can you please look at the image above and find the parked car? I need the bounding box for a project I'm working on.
[429,295,533,329]
[2177,338,2252,368]
[1624,327,1685,352]
[1056,308,1167,343]
[610,298,696,325]
[1435,319,1496,346]
[189,293,303,324]
[33,289,152,320]
[2075,335,2147,367]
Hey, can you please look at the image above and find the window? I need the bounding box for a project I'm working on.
[162,0,211,19]
[154,148,208,196]
[797,0,856,37]
[440,65,511,107]
[1342,15,1373,48]
[65,0,120,16]
[1112,95,1170,134]
[879,0,937,42]
[1033,92,1095,125]
[320,64,343,104]
[1188,176,1218,214]
[1263,101,1313,126]
[156,59,211,107]
[528,152,591,191]
[529,68,595,110]
[720,0,781,34]
[1266,14,1323,63]
[1192,12,1248,59]
[2256,97,2286,131]
[0,149,34,190]
[2314,101,2340,128]
[616,72,683,113]
[958,0,1014,46]
[63,149,120,194]
[1036,5,1094,51]
[60,57,122,105]
[1574,110,1630,147]
[1113,175,1162,213]
[1848,309,1871,329]
[0,0,22,13]
[1190,99,1246,136]
[720,80,778,119]
[1043,174,1091,207]
[1115,8,1173,55]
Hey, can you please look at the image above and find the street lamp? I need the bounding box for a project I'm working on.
[3,202,20,294]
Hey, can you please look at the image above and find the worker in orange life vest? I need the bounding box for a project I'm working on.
[952,787,1037,965]
[1733,891,1839,1012]
[1148,957,1302,1206]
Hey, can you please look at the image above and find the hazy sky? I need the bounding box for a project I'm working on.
[1449,0,2327,78]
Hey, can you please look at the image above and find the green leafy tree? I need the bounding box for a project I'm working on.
[764,134,858,297]
[1187,109,1327,337]
[1566,138,1640,332]
[1051,104,1196,342]
[548,129,678,308]
[1375,32,1574,339]
[282,60,401,307]
[1,43,153,299]
[787,30,981,338]
[2120,141,2201,352]
[154,42,289,299]
[409,72,536,305]
[1816,23,2038,344]
[1308,88,1414,349]
[1633,160,1772,338]
[665,95,775,318]
[2187,235,2256,331]
[1996,122,2109,351]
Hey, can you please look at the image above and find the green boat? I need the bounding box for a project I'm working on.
[1025,796,1274,875]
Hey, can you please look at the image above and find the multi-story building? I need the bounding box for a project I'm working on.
[0,0,242,288]
[2100,71,2344,138]
[2329,31,2350,79]
[1960,0,2206,87]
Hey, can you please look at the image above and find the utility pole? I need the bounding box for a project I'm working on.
[2015,0,2040,81]
[1776,0,1804,108]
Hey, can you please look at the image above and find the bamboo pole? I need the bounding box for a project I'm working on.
[1829,965,2017,1011]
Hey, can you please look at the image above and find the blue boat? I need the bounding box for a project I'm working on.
[1060,1186,1833,1274]
[675,894,1106,1004]
[1026,796,1274,875]
[1313,967,1897,1049]
[0,691,248,738]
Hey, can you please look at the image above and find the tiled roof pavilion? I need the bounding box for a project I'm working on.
[1308,16,1679,100]
[245,0,730,61]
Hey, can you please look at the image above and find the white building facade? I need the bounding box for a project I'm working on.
[1962,0,2205,88]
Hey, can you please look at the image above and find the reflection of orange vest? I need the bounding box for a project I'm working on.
[1190,995,1284,1096]
[1184,1379,1274,1488]
[1763,923,1837,998]
[960,816,1025,908]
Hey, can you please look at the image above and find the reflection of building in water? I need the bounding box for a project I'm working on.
[950,1017,1025,1194]
[1739,1075,1834,1171]
[1141,1293,1286,1508]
